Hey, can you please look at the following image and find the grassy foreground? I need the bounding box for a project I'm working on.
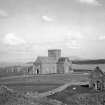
[48,85,105,105]
[0,86,64,105]
[1,84,105,105]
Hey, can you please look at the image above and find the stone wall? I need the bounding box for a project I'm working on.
[41,63,57,74]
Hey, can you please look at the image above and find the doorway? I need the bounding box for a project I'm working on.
[36,69,39,74]
[97,81,101,91]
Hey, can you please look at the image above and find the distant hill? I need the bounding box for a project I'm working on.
[0,62,32,68]
[72,59,105,64]
[0,62,24,67]
[69,56,84,60]
[26,58,105,65]
[26,61,34,65]
[1,58,105,68]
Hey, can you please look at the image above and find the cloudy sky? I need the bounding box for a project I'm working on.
[0,0,105,62]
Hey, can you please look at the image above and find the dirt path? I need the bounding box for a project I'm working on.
[26,81,89,98]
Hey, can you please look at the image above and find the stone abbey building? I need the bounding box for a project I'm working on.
[33,49,72,74]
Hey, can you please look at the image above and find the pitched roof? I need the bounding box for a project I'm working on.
[89,66,105,79]
[94,67,104,75]
[34,56,57,64]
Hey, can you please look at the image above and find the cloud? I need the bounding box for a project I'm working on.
[64,31,83,49]
[66,40,80,49]
[66,31,83,40]
[42,15,54,22]
[99,36,105,40]
[78,0,101,6]
[0,9,8,17]
[3,33,26,45]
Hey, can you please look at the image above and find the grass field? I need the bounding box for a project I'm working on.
[0,73,89,93]
[0,63,100,94]
[5,84,60,93]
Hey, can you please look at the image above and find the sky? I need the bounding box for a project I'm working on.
[0,0,105,62]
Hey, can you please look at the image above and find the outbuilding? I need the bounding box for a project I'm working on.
[89,66,105,91]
